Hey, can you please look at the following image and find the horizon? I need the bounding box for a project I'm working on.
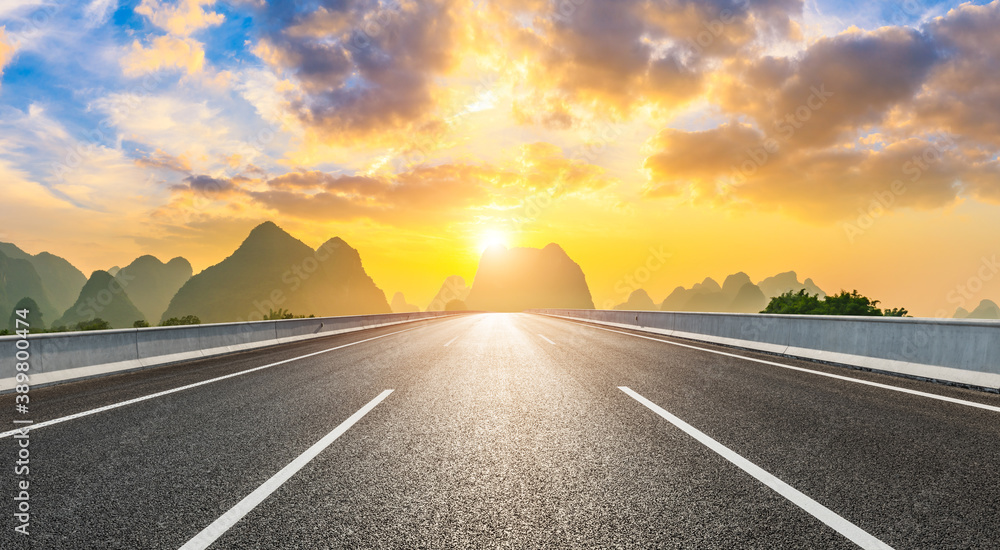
[2,1,1000,316]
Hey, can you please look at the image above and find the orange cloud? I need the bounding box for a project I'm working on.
[135,0,224,36]
[122,35,206,76]
[490,0,802,125]
[712,26,938,150]
[160,141,616,227]
[0,27,15,81]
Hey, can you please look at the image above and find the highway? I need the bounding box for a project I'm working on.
[3,312,1000,549]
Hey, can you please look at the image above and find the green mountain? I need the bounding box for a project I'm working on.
[0,242,86,313]
[0,251,58,329]
[8,297,45,332]
[115,255,193,323]
[160,222,390,324]
[54,270,146,329]
[466,244,594,312]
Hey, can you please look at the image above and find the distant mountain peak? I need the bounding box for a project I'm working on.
[467,243,593,311]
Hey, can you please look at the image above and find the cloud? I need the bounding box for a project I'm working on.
[122,35,206,76]
[640,121,997,219]
[910,1,1000,149]
[135,0,224,36]
[636,11,1000,219]
[713,25,938,149]
[0,27,16,81]
[135,149,191,173]
[252,0,467,146]
[161,141,617,227]
[491,0,803,125]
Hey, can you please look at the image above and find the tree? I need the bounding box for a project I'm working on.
[444,299,467,312]
[134,320,151,328]
[8,297,45,331]
[265,308,294,320]
[160,315,201,326]
[760,290,824,314]
[75,318,111,331]
[762,289,909,317]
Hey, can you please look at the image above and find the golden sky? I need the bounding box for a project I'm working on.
[1,0,999,316]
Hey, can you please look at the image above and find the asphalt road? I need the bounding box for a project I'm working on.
[3,312,1000,549]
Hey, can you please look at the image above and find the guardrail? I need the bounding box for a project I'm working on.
[531,309,1000,391]
[0,312,456,392]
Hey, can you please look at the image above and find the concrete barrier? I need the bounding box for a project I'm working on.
[0,312,455,392]
[532,309,1000,391]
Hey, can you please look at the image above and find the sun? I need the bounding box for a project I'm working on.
[477,230,509,252]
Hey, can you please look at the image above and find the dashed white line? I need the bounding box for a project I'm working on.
[619,386,894,550]
[0,327,421,440]
[444,336,459,347]
[178,390,394,550]
[556,319,1000,414]
[538,334,556,345]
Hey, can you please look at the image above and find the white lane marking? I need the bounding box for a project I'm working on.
[619,386,894,550]
[444,336,459,347]
[178,390,393,550]
[554,318,1000,414]
[538,334,556,345]
[0,328,420,439]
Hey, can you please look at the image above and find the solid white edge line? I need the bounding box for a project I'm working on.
[444,336,459,347]
[619,386,894,550]
[538,334,556,345]
[0,327,421,439]
[548,317,1000,414]
[178,389,394,550]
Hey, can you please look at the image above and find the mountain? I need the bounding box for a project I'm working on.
[466,244,594,312]
[7,297,45,332]
[659,273,771,313]
[757,271,827,299]
[0,250,58,329]
[115,255,193,323]
[161,222,390,324]
[660,277,729,312]
[614,289,657,311]
[730,282,768,313]
[390,292,420,313]
[426,276,471,311]
[54,270,146,329]
[953,307,970,319]
[965,299,1000,320]
[721,272,753,298]
[0,242,86,313]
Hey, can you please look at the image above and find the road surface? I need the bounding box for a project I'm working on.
[3,313,999,548]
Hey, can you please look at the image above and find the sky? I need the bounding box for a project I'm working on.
[1,0,999,317]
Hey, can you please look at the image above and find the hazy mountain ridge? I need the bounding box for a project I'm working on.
[161,222,390,323]
[954,299,1000,320]
[466,244,594,312]
[0,242,86,315]
[390,292,420,313]
[617,271,827,314]
[426,276,471,311]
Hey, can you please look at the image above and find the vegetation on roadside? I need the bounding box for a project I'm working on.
[160,315,202,326]
[761,289,908,317]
